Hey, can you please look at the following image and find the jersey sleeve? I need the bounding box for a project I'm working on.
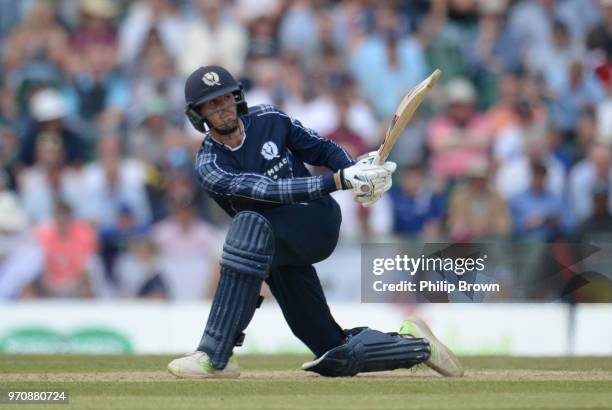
[279,111,355,171]
[196,151,338,204]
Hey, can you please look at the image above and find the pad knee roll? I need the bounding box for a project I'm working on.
[221,211,274,278]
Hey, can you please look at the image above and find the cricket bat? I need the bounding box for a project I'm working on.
[374,69,442,165]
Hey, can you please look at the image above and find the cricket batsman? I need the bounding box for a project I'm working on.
[167,66,463,378]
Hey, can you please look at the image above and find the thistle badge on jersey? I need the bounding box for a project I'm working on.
[202,71,221,86]
[261,141,280,160]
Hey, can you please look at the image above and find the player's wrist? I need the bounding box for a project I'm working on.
[336,169,348,190]
[322,174,340,193]
[334,172,341,190]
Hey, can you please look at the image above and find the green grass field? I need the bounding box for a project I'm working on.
[1,354,611,409]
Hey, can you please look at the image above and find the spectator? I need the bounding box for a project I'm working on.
[278,1,319,65]
[574,107,599,163]
[555,0,601,45]
[17,88,87,166]
[427,0,480,80]
[493,99,548,164]
[387,111,429,168]
[178,0,247,78]
[568,142,612,224]
[18,130,89,224]
[28,201,98,298]
[573,182,612,296]
[129,47,184,125]
[0,85,20,131]
[0,191,42,299]
[527,19,583,93]
[82,135,151,229]
[586,0,612,57]
[349,4,428,117]
[65,1,128,126]
[486,72,521,136]
[549,61,604,134]
[507,0,560,59]
[244,57,281,106]
[388,165,444,239]
[575,181,612,243]
[329,0,368,52]
[98,205,148,285]
[325,94,368,159]
[597,69,612,144]
[448,159,510,241]
[152,195,221,300]
[245,13,279,58]
[509,161,564,240]
[495,135,566,199]
[126,96,182,166]
[2,1,68,75]
[427,78,492,181]
[114,235,168,299]
[278,56,337,135]
[0,127,18,191]
[70,0,119,51]
[118,0,183,70]
[235,0,282,24]
[473,0,520,72]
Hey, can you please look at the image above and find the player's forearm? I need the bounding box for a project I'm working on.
[242,175,338,203]
[198,155,340,204]
[209,174,339,204]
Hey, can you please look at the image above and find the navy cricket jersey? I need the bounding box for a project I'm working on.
[195,104,355,216]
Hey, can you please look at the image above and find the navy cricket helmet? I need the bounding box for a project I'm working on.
[184,65,248,133]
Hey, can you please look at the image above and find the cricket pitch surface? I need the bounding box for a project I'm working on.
[1,355,611,409]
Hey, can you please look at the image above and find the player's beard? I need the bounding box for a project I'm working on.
[212,117,240,135]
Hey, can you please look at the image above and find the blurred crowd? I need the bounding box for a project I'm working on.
[0,0,611,301]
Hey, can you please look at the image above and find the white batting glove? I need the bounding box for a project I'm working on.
[338,161,396,204]
[356,192,381,207]
[355,161,395,207]
[356,151,379,166]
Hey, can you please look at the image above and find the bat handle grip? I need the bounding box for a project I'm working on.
[373,147,386,166]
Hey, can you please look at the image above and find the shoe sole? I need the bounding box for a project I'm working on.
[403,317,464,377]
[167,365,240,379]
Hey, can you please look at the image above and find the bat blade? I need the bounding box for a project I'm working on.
[375,69,441,165]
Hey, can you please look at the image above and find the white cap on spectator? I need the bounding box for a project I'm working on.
[236,0,280,20]
[30,89,67,122]
[0,192,28,232]
[479,0,507,15]
[80,0,119,18]
[445,78,476,104]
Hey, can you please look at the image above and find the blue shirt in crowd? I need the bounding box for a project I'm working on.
[510,189,564,240]
[388,186,444,235]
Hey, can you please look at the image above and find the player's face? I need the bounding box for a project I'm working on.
[199,93,239,135]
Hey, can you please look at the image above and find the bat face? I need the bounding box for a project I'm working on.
[375,69,442,165]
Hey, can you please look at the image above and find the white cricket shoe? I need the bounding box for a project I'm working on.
[167,351,240,379]
[399,317,464,377]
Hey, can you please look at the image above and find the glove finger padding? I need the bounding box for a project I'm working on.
[341,161,396,203]
[356,151,378,166]
[357,193,381,207]
[383,161,397,174]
